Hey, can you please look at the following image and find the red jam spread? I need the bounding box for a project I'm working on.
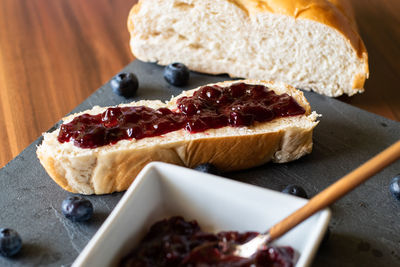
[119,216,295,267]
[58,83,306,148]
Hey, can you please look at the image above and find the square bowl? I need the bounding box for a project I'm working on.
[73,162,331,267]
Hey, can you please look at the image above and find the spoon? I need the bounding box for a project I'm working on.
[233,140,400,258]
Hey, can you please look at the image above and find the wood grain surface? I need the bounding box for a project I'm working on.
[0,0,399,167]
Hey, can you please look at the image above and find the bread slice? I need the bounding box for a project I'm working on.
[128,0,369,97]
[37,80,319,195]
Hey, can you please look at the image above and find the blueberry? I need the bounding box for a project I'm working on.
[61,196,93,222]
[110,72,139,97]
[389,174,400,201]
[164,63,190,86]
[194,163,221,175]
[282,185,308,198]
[0,228,22,257]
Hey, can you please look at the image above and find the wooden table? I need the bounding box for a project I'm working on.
[0,0,399,168]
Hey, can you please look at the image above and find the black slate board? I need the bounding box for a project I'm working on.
[1,60,399,267]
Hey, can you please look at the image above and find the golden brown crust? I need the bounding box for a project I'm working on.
[127,1,141,37]
[37,153,77,193]
[352,72,366,90]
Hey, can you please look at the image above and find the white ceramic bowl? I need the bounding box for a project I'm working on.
[73,162,331,267]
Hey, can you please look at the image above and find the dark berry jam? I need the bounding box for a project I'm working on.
[58,83,305,148]
[119,216,295,267]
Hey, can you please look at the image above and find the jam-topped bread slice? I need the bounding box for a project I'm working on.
[128,0,368,97]
[37,80,319,195]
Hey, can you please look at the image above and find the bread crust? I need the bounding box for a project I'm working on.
[37,80,319,195]
[128,0,369,95]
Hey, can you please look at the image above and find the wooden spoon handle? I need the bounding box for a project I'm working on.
[268,140,400,242]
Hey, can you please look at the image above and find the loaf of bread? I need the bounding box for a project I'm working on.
[128,0,369,97]
[37,80,319,195]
